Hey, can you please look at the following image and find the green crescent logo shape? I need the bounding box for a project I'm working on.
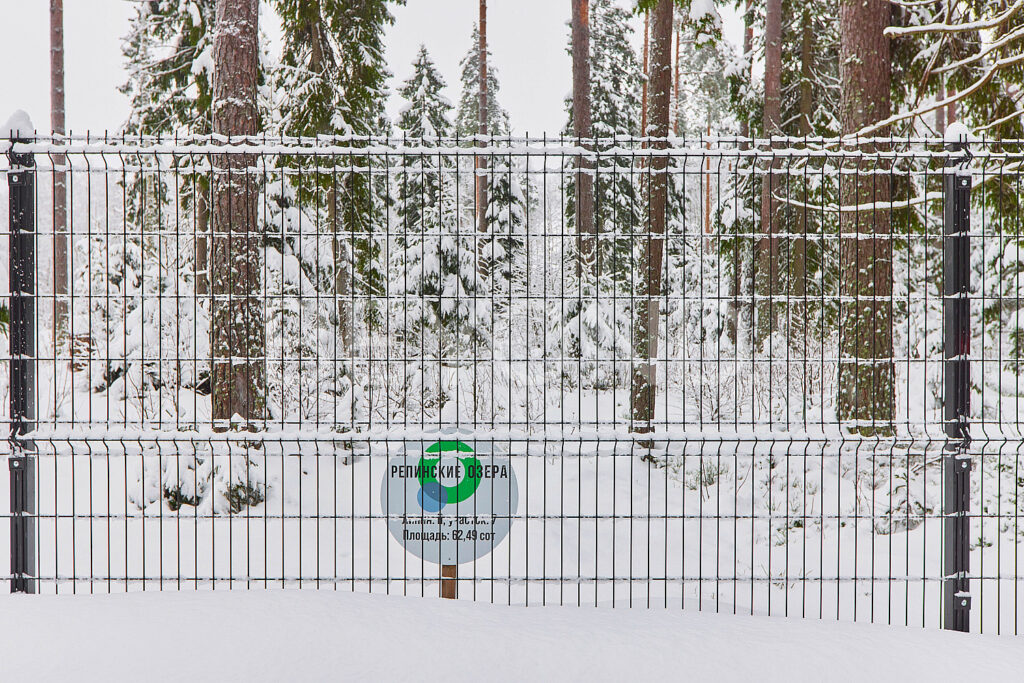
[417,440,482,504]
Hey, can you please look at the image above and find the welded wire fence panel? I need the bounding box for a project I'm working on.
[0,134,1021,633]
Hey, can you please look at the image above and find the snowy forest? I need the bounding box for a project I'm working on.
[2,0,1024,624]
[57,0,1024,437]
[18,0,1024,491]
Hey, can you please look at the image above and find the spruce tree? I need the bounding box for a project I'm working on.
[393,47,488,419]
[275,0,405,330]
[397,45,453,138]
[120,0,215,135]
[109,0,218,405]
[589,0,645,137]
[452,25,524,294]
[394,44,457,250]
[119,0,216,232]
[394,46,483,340]
[482,155,526,286]
[455,24,510,137]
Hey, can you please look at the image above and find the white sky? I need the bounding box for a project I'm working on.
[0,0,740,136]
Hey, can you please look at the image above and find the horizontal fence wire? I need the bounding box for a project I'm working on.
[0,134,1021,633]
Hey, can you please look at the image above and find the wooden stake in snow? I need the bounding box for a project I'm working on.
[441,564,457,599]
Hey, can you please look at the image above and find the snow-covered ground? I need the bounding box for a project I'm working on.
[0,590,1021,681]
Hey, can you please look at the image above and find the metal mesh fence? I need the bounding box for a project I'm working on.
[0,133,1020,633]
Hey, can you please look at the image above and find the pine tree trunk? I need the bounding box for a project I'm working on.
[331,187,353,364]
[572,0,595,278]
[757,0,783,341]
[791,8,812,312]
[673,25,680,136]
[211,0,264,426]
[51,0,68,346]
[630,0,672,434]
[729,0,754,344]
[476,0,489,266]
[763,0,782,133]
[196,189,210,296]
[740,0,752,143]
[936,80,946,135]
[838,0,893,433]
[641,10,649,138]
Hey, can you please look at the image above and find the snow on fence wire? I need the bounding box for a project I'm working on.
[0,132,1020,633]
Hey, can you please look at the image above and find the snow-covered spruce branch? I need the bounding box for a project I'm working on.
[883,0,1023,37]
[933,24,1024,76]
[885,0,948,8]
[770,190,943,215]
[856,52,1024,137]
[975,103,1024,133]
[271,62,328,81]
[123,52,202,83]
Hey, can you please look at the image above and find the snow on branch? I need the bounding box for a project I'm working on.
[883,0,1023,37]
[975,103,1024,133]
[856,52,1024,137]
[773,190,943,215]
[933,24,1024,76]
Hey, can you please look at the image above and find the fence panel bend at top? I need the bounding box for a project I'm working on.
[0,134,1021,634]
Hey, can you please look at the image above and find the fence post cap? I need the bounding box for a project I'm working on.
[944,122,973,145]
[3,110,33,139]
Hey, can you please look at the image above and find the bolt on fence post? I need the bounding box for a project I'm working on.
[7,128,37,594]
[942,127,971,631]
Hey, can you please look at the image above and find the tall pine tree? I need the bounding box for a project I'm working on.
[565,0,644,276]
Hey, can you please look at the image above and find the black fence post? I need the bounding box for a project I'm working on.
[7,131,36,594]
[942,130,971,631]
